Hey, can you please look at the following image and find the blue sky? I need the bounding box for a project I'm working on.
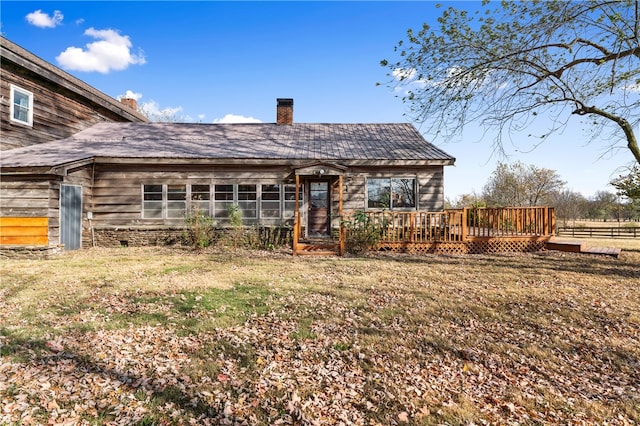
[1,1,636,201]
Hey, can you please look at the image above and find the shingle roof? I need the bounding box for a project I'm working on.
[0,122,455,168]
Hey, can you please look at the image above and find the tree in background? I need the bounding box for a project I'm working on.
[382,0,640,164]
[611,166,640,219]
[588,191,619,220]
[547,189,589,226]
[445,192,485,209]
[611,166,640,201]
[482,162,565,206]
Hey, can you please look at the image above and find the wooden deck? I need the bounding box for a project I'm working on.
[294,207,557,256]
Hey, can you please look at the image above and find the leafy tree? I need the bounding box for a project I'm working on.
[445,192,485,209]
[381,0,640,164]
[611,166,640,219]
[610,166,640,200]
[587,190,618,220]
[482,161,565,206]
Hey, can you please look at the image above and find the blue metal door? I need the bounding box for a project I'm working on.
[60,184,82,250]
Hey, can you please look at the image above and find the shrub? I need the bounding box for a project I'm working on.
[341,210,383,254]
[184,206,215,249]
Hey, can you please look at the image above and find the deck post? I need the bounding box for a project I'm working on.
[461,208,468,241]
[409,212,415,242]
[293,175,300,256]
[338,175,344,256]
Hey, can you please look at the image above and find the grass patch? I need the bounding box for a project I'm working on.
[0,247,638,425]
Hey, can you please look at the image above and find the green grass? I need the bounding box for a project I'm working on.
[0,246,638,425]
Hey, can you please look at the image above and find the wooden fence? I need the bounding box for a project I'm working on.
[557,226,640,239]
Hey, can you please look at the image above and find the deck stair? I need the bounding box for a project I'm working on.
[545,237,621,258]
[296,239,341,256]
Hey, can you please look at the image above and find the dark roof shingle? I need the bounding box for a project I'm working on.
[0,122,455,168]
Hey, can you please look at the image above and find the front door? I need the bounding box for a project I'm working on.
[308,180,330,237]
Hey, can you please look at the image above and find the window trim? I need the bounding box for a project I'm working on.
[10,84,34,127]
[366,176,418,211]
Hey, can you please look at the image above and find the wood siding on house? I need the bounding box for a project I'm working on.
[0,177,57,245]
[0,168,92,248]
[1,61,136,150]
[1,37,147,150]
[340,166,444,214]
[88,164,293,226]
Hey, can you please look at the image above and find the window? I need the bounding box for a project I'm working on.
[142,183,304,221]
[261,184,281,218]
[367,178,416,210]
[143,185,163,219]
[167,185,187,218]
[191,184,210,215]
[237,184,257,219]
[10,84,33,126]
[214,184,234,218]
[283,184,302,219]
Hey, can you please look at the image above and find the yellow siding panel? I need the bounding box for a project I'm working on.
[0,217,49,246]
[0,235,49,245]
[0,217,48,227]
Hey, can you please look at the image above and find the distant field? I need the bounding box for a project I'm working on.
[1,247,639,425]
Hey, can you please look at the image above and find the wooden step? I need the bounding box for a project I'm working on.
[546,237,584,253]
[546,237,622,258]
[296,242,340,256]
[581,246,622,258]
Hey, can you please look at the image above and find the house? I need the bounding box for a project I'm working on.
[0,36,148,151]
[0,98,456,254]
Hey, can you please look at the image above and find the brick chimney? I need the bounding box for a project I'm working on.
[120,97,138,111]
[276,98,293,125]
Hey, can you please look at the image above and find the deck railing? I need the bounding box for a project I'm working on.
[466,206,555,238]
[342,207,555,244]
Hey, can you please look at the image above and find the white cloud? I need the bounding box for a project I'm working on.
[140,100,184,121]
[56,28,145,73]
[117,90,143,101]
[213,114,262,124]
[26,10,63,28]
[391,67,428,95]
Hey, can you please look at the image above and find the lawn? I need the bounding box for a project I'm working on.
[1,247,639,425]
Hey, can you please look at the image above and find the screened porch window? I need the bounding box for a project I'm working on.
[191,184,211,215]
[142,183,304,221]
[167,185,187,218]
[214,185,234,218]
[142,185,163,219]
[261,184,281,218]
[238,184,257,219]
[367,178,416,210]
